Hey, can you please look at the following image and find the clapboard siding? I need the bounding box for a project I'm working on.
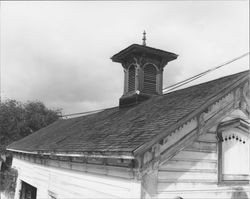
[172,150,217,161]
[12,158,141,199]
[185,141,217,152]
[158,171,217,181]
[157,131,250,199]
[158,188,250,199]
[160,159,217,171]
[158,181,217,191]
[17,154,135,179]
[158,182,250,192]
[197,132,217,143]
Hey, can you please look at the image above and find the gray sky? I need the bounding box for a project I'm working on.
[0,1,249,114]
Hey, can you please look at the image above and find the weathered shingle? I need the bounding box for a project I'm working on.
[7,70,249,155]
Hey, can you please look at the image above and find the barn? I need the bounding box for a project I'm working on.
[7,41,250,199]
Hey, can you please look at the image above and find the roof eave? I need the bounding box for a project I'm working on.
[111,44,178,63]
[7,148,135,160]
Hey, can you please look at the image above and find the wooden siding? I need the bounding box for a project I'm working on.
[12,158,141,199]
[157,131,250,199]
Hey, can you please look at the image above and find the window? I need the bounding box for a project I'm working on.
[128,65,136,92]
[218,118,249,184]
[143,64,157,94]
[20,181,37,199]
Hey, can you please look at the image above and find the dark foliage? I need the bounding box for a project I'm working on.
[0,99,61,196]
[0,99,61,152]
[0,168,18,198]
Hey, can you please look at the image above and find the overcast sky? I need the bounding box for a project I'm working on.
[0,1,249,114]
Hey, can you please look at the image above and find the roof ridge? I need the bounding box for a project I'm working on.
[63,70,249,119]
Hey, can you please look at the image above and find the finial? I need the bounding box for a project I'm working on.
[142,30,146,46]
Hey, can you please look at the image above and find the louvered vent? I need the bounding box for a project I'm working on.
[143,64,157,94]
[128,65,136,92]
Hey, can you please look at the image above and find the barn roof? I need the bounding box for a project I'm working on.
[7,70,249,157]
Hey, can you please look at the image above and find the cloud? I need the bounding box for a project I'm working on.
[1,1,249,114]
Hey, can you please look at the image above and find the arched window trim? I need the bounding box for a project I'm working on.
[128,63,136,70]
[142,63,159,71]
[217,118,250,185]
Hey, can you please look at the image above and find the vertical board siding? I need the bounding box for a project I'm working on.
[157,131,250,199]
[12,158,141,199]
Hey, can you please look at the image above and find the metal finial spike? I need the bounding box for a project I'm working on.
[142,31,146,46]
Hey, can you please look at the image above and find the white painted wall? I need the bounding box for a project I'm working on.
[12,158,141,199]
[157,130,250,199]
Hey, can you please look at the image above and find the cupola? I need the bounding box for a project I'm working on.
[111,32,178,107]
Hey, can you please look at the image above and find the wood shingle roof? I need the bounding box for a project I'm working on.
[7,70,249,157]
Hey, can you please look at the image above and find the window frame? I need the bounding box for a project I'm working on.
[20,181,37,199]
[217,118,250,185]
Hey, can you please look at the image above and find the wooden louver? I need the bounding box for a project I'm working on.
[128,65,136,92]
[143,64,157,94]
